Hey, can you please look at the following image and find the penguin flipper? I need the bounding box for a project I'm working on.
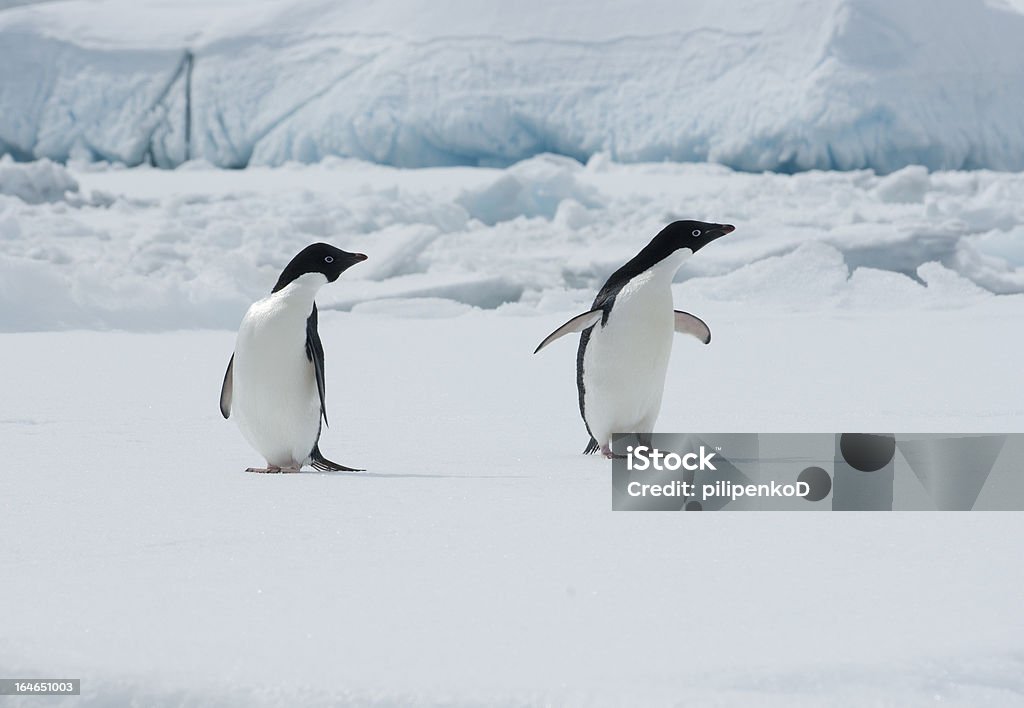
[305,304,329,427]
[219,354,233,419]
[309,444,363,472]
[674,310,711,344]
[583,437,600,455]
[534,309,603,354]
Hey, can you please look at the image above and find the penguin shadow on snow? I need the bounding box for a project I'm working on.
[301,469,530,480]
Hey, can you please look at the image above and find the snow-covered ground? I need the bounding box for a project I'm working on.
[1,311,1023,706]
[2,0,1024,171]
[0,157,1023,705]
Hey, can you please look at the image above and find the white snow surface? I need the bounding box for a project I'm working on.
[0,160,1023,705]
[2,309,1024,706]
[1,156,1024,332]
[2,0,1024,171]
[0,155,78,204]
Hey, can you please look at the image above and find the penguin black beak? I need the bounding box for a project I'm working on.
[337,252,367,274]
[710,224,735,240]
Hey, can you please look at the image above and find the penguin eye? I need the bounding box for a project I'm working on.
[691,229,701,237]
[324,256,334,263]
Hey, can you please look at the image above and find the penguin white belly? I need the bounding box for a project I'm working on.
[583,276,675,446]
[231,299,321,468]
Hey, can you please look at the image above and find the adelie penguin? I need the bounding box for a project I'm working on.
[220,243,367,473]
[534,220,734,458]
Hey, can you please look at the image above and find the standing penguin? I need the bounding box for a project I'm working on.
[220,243,367,473]
[534,221,734,458]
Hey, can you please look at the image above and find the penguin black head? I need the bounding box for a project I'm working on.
[271,242,368,293]
[650,220,735,257]
[592,219,736,311]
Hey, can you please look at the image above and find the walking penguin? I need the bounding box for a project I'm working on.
[534,221,734,458]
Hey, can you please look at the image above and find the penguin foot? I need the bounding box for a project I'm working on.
[245,465,302,474]
[600,445,626,460]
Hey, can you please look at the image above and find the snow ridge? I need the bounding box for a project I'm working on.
[1,156,1023,332]
[2,0,1024,172]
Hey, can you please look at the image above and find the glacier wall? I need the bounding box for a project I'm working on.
[2,0,1024,172]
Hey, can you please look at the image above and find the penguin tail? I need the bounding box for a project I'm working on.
[309,445,364,472]
[583,437,600,455]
